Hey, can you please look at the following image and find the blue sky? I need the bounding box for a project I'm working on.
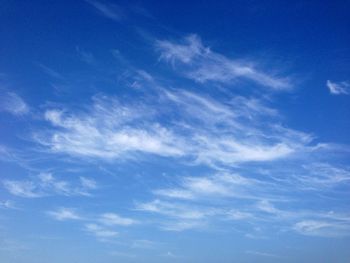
[1,0,350,262]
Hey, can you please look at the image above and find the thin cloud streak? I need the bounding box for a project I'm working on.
[157,35,292,90]
[3,173,97,198]
[86,0,124,21]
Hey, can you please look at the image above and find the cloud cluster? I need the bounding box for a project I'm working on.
[7,34,349,242]
[37,87,312,168]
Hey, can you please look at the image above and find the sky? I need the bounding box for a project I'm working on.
[0,0,350,262]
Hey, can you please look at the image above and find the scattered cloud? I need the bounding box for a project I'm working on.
[85,0,124,21]
[36,63,64,79]
[3,173,97,198]
[36,87,312,167]
[0,200,16,209]
[98,213,138,226]
[76,47,96,65]
[0,91,29,115]
[47,207,82,221]
[298,163,350,189]
[327,80,350,95]
[84,223,118,239]
[294,220,350,237]
[157,34,291,90]
[154,173,257,200]
[131,239,157,249]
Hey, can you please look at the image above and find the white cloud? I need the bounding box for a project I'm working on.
[294,220,350,237]
[154,173,257,200]
[38,95,184,160]
[86,0,124,21]
[297,163,350,189]
[0,92,29,115]
[157,34,291,90]
[3,173,97,198]
[37,89,311,166]
[160,220,206,232]
[99,213,137,226]
[84,223,118,239]
[136,199,204,220]
[3,180,42,198]
[327,80,350,95]
[47,207,81,221]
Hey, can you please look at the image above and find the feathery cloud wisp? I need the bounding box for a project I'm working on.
[86,0,124,21]
[327,80,350,95]
[0,92,29,115]
[3,173,97,198]
[47,207,82,221]
[157,35,291,90]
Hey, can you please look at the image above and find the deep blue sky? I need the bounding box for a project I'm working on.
[1,1,350,262]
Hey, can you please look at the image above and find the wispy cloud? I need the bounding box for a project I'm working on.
[76,47,96,65]
[157,34,291,90]
[86,0,124,21]
[298,163,350,189]
[16,34,350,241]
[47,207,82,221]
[98,213,138,226]
[294,220,350,237]
[0,91,29,115]
[3,173,97,198]
[38,95,184,159]
[47,208,139,242]
[0,200,16,209]
[327,80,350,95]
[245,250,280,258]
[84,223,119,239]
[154,173,257,200]
[36,63,64,79]
[36,87,311,166]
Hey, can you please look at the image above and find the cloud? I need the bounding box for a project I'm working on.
[136,199,216,220]
[86,0,124,21]
[76,47,96,65]
[294,220,350,237]
[154,173,257,200]
[0,91,29,115]
[245,250,280,258]
[36,63,64,79]
[39,97,184,159]
[24,34,350,240]
[327,80,350,95]
[36,88,311,166]
[0,200,16,209]
[3,180,42,198]
[3,173,97,198]
[157,34,291,90]
[297,163,350,189]
[98,213,138,226]
[47,207,82,221]
[84,223,118,239]
[135,199,217,231]
[131,239,157,249]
